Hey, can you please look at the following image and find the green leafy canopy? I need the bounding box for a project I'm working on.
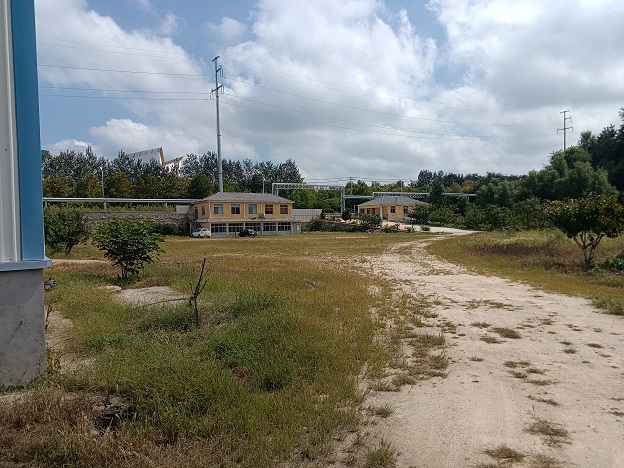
[92,217,164,280]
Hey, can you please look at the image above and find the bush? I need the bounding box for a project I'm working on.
[153,222,187,236]
[359,213,382,229]
[92,216,164,280]
[44,205,90,254]
[599,251,624,272]
[407,204,430,224]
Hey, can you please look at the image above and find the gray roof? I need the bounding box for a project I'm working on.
[357,195,429,207]
[201,192,294,203]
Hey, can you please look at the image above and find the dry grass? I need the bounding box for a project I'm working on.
[525,418,570,447]
[491,327,522,339]
[428,230,624,315]
[527,395,560,406]
[480,335,504,344]
[483,444,526,463]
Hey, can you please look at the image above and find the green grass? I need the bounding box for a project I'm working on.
[5,232,428,467]
[428,229,624,315]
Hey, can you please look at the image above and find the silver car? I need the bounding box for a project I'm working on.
[191,228,211,238]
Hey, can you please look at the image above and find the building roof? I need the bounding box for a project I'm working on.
[200,192,294,203]
[357,195,429,207]
[126,147,164,165]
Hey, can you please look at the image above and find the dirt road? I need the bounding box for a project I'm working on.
[361,236,624,467]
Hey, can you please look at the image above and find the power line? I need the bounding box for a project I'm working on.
[223,75,556,128]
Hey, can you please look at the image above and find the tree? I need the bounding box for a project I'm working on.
[44,205,90,254]
[524,147,617,200]
[547,193,624,270]
[75,173,102,198]
[407,204,430,224]
[92,217,164,280]
[187,173,214,199]
[106,171,134,198]
[42,174,74,197]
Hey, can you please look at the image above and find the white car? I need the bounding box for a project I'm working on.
[191,228,211,238]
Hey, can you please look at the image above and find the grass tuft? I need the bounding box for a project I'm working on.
[491,327,522,339]
[365,439,398,468]
[525,418,570,447]
[480,335,504,344]
[483,444,525,463]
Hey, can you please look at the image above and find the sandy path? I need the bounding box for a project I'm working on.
[361,237,624,467]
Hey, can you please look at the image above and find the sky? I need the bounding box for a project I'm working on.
[34,0,624,184]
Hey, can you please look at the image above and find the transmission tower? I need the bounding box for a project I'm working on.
[557,110,573,153]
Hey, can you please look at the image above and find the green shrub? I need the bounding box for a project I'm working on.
[92,216,164,280]
[44,205,90,254]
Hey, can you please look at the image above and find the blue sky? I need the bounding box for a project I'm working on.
[35,0,624,183]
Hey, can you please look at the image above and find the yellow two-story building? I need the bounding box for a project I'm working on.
[192,192,296,237]
[357,195,429,222]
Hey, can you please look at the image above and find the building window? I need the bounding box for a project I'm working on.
[263,222,276,232]
[231,204,240,215]
[249,204,257,215]
[390,206,396,214]
[278,222,291,232]
[229,223,243,233]
[201,206,205,216]
[194,208,198,219]
[265,204,274,215]
[214,204,223,215]
[280,204,288,215]
[403,206,408,214]
[367,208,371,215]
[211,223,227,233]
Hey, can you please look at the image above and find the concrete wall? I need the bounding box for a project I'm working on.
[0,269,46,385]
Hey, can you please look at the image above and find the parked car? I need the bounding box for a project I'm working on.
[238,229,257,237]
[191,228,211,238]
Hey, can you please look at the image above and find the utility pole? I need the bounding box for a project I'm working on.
[349,176,353,195]
[212,56,224,192]
[557,110,573,153]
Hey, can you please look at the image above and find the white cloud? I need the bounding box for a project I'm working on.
[159,12,180,36]
[35,0,624,182]
[44,139,101,156]
[206,17,248,42]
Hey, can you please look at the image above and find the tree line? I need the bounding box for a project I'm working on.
[42,148,303,200]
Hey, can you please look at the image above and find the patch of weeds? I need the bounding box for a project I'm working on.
[592,297,624,316]
[510,371,527,379]
[528,395,560,406]
[370,404,393,418]
[525,418,570,447]
[471,322,491,328]
[504,360,531,368]
[391,373,416,387]
[480,335,504,344]
[410,333,445,348]
[491,327,522,339]
[428,353,449,371]
[608,409,624,417]
[526,367,545,375]
[563,347,577,354]
[365,439,398,468]
[529,453,564,468]
[597,352,612,358]
[541,318,554,325]
[526,378,555,386]
[469,356,484,362]
[587,343,603,348]
[483,444,525,463]
[559,340,573,346]
[371,381,399,392]
[593,327,602,333]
